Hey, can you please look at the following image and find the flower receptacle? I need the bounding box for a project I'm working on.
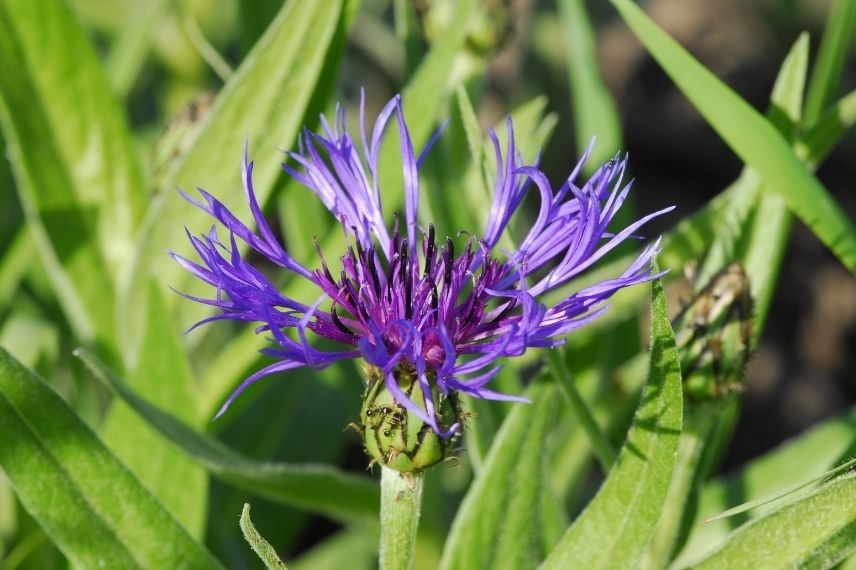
[360,364,462,473]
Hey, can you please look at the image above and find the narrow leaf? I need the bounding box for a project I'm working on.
[455,84,484,166]
[803,0,856,126]
[106,0,169,97]
[0,0,146,262]
[799,88,856,168]
[705,456,856,524]
[440,377,560,570]
[694,475,856,569]
[611,0,856,277]
[127,0,346,331]
[558,0,622,171]
[100,284,208,536]
[0,227,34,312]
[0,4,119,349]
[0,347,222,569]
[75,349,379,522]
[676,404,856,566]
[541,274,683,570]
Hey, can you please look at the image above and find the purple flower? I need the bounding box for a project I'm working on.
[172,94,672,440]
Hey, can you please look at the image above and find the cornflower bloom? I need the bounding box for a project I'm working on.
[172,94,672,472]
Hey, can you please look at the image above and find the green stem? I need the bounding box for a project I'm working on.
[379,466,424,570]
[547,349,616,471]
[240,504,287,569]
[181,8,234,82]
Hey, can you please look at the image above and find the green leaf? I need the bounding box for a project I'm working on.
[701,32,808,336]
[463,365,524,472]
[696,32,808,288]
[737,33,807,340]
[75,349,379,522]
[705,456,856,524]
[611,0,856,277]
[693,474,856,569]
[768,33,811,138]
[0,312,58,372]
[440,377,560,570]
[640,401,722,570]
[558,0,622,172]
[803,0,856,126]
[290,528,376,570]
[0,227,34,313]
[0,471,17,560]
[0,347,222,569]
[0,0,139,350]
[394,0,422,80]
[455,83,484,166]
[642,36,811,570]
[240,504,288,570]
[127,0,347,331]
[100,284,208,537]
[376,0,476,206]
[547,348,616,471]
[541,274,683,570]
[799,88,856,169]
[0,0,146,258]
[675,404,856,567]
[105,0,169,97]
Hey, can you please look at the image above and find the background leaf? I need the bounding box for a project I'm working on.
[100,284,208,537]
[440,376,560,570]
[125,0,348,357]
[0,347,222,569]
[802,0,856,126]
[558,0,622,173]
[611,0,856,278]
[676,403,856,567]
[694,474,856,569]
[0,0,147,354]
[76,349,380,522]
[541,274,683,570]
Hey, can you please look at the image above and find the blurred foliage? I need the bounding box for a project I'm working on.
[1,0,856,568]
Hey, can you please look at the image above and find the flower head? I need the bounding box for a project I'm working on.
[172,93,672,470]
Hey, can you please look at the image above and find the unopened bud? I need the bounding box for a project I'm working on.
[673,263,753,401]
[360,364,462,473]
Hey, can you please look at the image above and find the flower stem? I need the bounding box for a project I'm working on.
[547,348,617,471]
[379,466,424,570]
[240,503,287,569]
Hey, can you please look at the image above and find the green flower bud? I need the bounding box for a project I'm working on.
[674,263,753,401]
[360,364,463,473]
